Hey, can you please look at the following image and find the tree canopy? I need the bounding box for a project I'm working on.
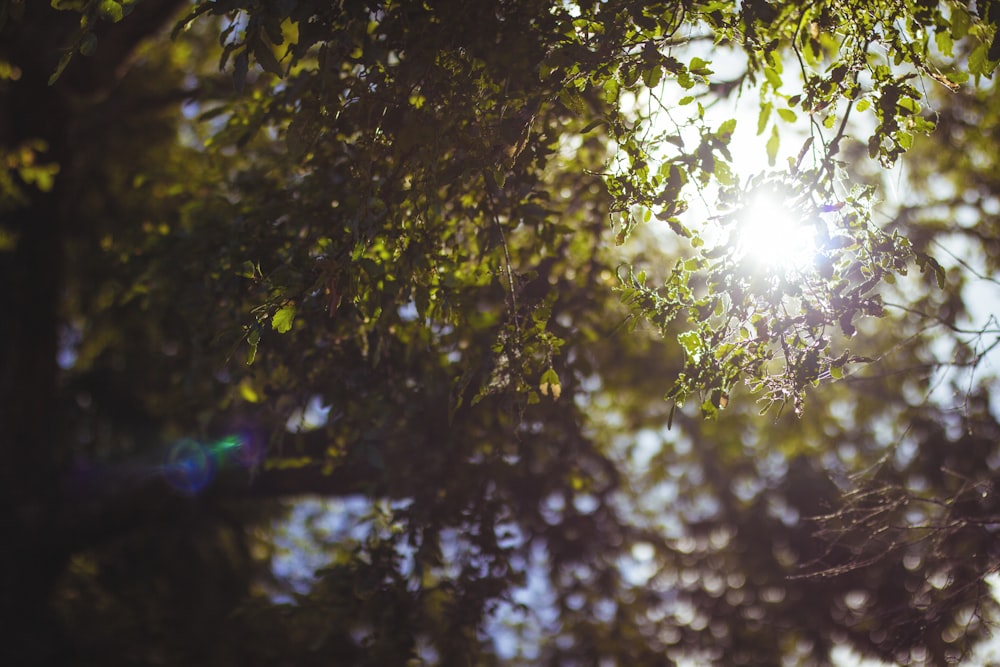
[3,0,1000,665]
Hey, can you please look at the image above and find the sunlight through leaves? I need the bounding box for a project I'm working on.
[733,190,816,274]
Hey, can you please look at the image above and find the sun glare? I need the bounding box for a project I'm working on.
[734,191,816,272]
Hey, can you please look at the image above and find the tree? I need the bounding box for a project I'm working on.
[3,0,1000,665]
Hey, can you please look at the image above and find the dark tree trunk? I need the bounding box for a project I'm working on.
[0,30,73,667]
[0,3,186,662]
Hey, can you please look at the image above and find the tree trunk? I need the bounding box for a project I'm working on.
[0,3,186,662]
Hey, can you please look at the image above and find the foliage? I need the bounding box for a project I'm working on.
[2,0,1000,665]
[151,0,986,419]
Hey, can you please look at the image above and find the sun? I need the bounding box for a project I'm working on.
[733,190,816,273]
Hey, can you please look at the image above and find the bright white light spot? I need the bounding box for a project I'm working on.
[286,395,333,433]
[734,191,816,272]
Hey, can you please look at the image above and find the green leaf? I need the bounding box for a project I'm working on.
[969,42,990,76]
[171,2,215,39]
[48,50,73,85]
[868,134,880,159]
[232,48,249,93]
[763,66,782,90]
[776,108,797,123]
[916,252,946,288]
[898,97,921,114]
[717,118,737,139]
[239,379,261,402]
[238,260,258,279]
[252,35,283,76]
[950,7,970,40]
[539,368,561,399]
[97,0,123,22]
[286,117,314,160]
[689,57,712,75]
[79,33,98,57]
[642,64,663,88]
[678,330,701,361]
[665,218,691,238]
[757,101,772,135]
[766,124,780,166]
[560,88,589,115]
[935,30,954,57]
[272,305,296,333]
[714,160,734,186]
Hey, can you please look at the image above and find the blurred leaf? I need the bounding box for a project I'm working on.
[766,124,780,166]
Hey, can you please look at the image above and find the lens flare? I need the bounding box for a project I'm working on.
[163,438,215,495]
[212,435,243,453]
[161,434,260,494]
[68,432,262,498]
[229,430,265,468]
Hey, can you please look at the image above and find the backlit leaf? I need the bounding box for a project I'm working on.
[766,124,780,166]
[272,305,296,333]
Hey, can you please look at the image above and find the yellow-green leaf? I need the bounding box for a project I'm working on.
[272,305,296,333]
[239,379,261,403]
[97,0,123,22]
[763,66,782,90]
[766,125,780,166]
[539,368,561,399]
[757,102,772,135]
